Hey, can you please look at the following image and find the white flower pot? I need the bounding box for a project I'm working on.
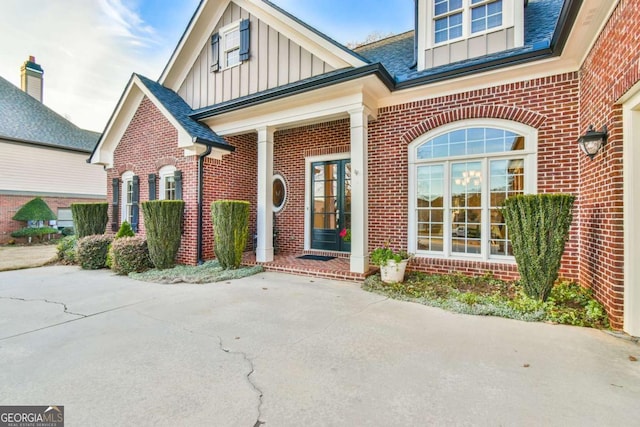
[380,259,408,283]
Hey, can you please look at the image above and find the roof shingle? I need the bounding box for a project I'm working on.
[0,75,100,152]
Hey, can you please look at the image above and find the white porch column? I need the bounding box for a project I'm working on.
[256,126,274,262]
[349,107,369,273]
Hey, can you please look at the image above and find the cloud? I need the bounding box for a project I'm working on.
[0,0,180,132]
[98,0,158,47]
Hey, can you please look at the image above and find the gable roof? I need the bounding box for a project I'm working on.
[135,74,229,147]
[89,73,234,167]
[0,75,100,153]
[159,0,368,90]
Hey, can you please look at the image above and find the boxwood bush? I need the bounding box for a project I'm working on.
[111,236,152,275]
[71,203,108,238]
[57,235,78,265]
[211,200,250,269]
[11,226,59,241]
[76,234,113,270]
[141,200,184,269]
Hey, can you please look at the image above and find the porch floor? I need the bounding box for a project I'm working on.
[242,252,377,282]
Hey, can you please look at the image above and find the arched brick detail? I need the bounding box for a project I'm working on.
[400,105,547,143]
[155,157,178,169]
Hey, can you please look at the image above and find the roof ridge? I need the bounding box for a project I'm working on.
[353,30,414,51]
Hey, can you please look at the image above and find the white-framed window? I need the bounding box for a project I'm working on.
[220,21,241,69]
[159,166,177,200]
[121,171,134,223]
[433,0,504,44]
[408,119,537,262]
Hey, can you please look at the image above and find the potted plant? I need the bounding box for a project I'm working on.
[370,246,412,283]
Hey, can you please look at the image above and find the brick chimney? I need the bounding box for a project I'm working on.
[20,55,44,102]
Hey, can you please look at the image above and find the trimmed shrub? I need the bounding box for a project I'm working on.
[502,194,575,301]
[115,221,135,238]
[76,234,113,270]
[107,220,136,269]
[11,226,59,240]
[71,203,108,238]
[211,200,250,269]
[141,200,184,269]
[57,235,78,265]
[12,197,56,222]
[111,236,152,275]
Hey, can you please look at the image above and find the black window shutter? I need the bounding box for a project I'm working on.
[211,33,220,72]
[131,175,140,232]
[175,170,183,200]
[111,178,120,232]
[239,19,250,61]
[148,174,157,201]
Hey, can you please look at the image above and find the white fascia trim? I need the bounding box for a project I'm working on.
[90,77,143,169]
[233,0,366,69]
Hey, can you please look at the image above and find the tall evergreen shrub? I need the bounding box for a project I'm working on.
[502,194,575,301]
[141,200,184,269]
[211,200,250,269]
[12,197,56,222]
[72,203,108,238]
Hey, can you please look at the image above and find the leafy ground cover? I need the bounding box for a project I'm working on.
[129,260,264,284]
[363,272,609,329]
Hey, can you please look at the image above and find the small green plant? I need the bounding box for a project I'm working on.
[111,236,152,275]
[71,203,109,238]
[370,247,411,266]
[141,200,185,269]
[76,234,113,270]
[56,235,78,264]
[115,221,135,238]
[61,227,75,236]
[211,200,250,269]
[502,194,575,301]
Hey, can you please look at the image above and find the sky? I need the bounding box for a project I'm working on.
[0,0,413,133]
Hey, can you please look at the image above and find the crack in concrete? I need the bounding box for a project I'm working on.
[218,336,265,427]
[0,296,87,317]
[132,311,266,426]
[0,299,156,341]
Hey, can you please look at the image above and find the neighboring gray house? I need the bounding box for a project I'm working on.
[0,56,106,241]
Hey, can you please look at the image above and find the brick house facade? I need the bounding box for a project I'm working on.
[91,0,639,335]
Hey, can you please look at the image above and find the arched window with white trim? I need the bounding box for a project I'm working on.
[408,119,537,262]
[159,165,177,200]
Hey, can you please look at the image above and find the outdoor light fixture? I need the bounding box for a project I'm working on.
[578,124,608,160]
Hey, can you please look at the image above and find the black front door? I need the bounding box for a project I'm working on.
[311,160,351,252]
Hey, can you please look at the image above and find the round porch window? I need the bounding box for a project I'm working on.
[273,174,286,212]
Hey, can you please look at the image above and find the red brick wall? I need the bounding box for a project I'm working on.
[577,0,640,329]
[0,194,105,243]
[368,72,581,280]
[107,97,200,264]
[202,133,258,259]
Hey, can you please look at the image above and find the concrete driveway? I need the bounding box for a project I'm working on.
[1,266,639,426]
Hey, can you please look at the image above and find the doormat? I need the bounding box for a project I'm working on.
[296,255,336,261]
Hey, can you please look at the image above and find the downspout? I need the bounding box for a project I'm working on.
[197,145,212,264]
[411,0,418,69]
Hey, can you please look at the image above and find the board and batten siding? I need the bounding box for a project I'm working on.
[178,2,336,109]
[0,140,106,197]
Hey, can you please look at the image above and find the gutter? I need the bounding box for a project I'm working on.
[190,64,395,120]
[197,145,212,264]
